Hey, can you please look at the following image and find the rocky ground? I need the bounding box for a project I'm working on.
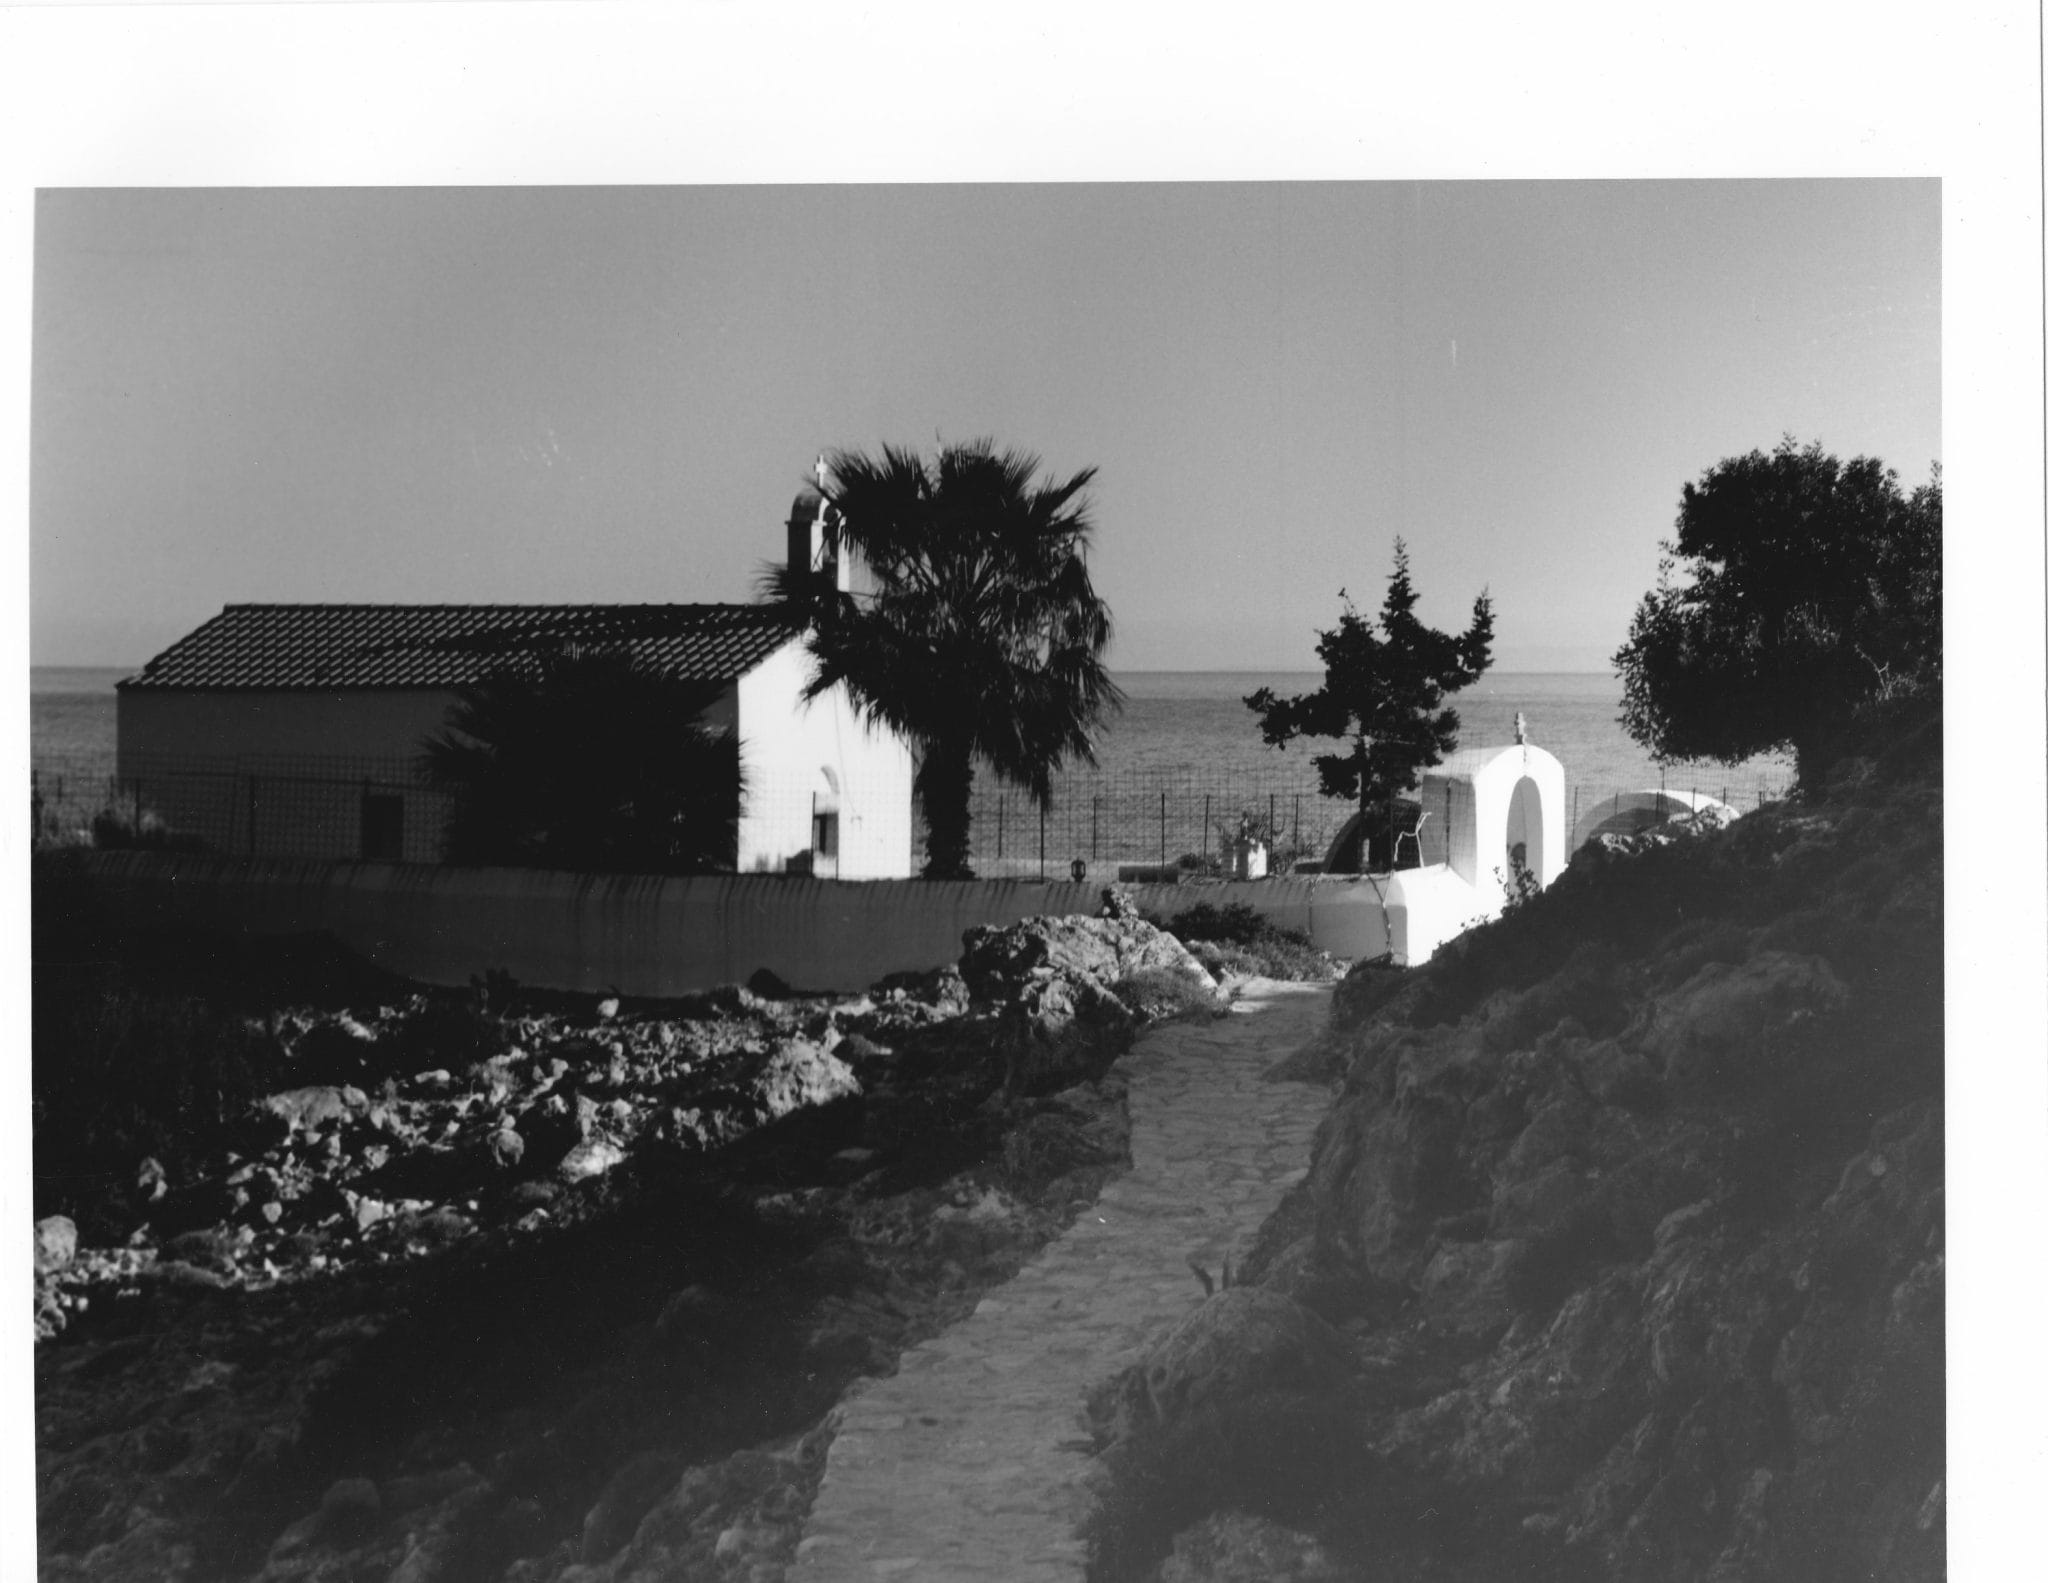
[1083,712,1945,1582]
[33,899,1224,1582]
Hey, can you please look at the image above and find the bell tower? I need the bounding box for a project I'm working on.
[786,454,849,592]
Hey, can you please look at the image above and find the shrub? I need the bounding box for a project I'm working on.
[1112,968,1222,1022]
[1495,846,1541,915]
[89,803,206,852]
[1159,901,1268,947]
[1147,902,1342,983]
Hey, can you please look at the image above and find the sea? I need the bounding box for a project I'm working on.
[29,664,1795,813]
[1089,671,1792,807]
[30,667,129,771]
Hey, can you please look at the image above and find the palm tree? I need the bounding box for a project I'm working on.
[422,648,743,874]
[764,440,1121,879]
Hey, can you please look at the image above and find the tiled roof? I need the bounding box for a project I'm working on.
[120,604,802,691]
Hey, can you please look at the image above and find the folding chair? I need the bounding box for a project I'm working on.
[1393,809,1429,869]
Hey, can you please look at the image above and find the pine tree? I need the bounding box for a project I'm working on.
[1246,540,1494,852]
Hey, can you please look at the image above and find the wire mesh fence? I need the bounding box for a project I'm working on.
[936,768,1338,881]
[32,749,1797,877]
[931,766,1798,881]
[933,766,1800,881]
[32,752,456,865]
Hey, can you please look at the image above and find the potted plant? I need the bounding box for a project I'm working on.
[1217,809,1274,881]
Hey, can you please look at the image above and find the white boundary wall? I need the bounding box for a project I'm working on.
[59,741,1571,991]
[61,853,1398,996]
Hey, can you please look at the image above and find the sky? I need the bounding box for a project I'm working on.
[29,180,1940,673]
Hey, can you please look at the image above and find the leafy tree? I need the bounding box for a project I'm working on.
[1246,540,1494,849]
[763,439,1120,879]
[1614,438,1941,778]
[422,649,743,874]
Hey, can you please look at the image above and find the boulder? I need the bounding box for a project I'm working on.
[752,1037,859,1119]
[558,1138,627,1183]
[258,1085,368,1139]
[960,913,1214,1003]
[36,1214,78,1275]
[962,914,1215,1093]
[871,963,970,1014]
[997,970,1137,1094]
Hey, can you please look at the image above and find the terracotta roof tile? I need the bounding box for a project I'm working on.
[121,604,801,691]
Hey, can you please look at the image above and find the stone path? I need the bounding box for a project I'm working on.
[791,978,1335,1582]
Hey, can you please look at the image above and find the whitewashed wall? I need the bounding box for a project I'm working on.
[733,640,915,879]
[1387,743,1568,964]
[62,855,1395,995]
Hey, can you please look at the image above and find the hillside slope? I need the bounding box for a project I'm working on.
[1088,720,1943,1582]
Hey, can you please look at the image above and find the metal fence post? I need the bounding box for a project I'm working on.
[1202,793,1210,870]
[1038,801,1046,882]
[997,794,1005,860]
[1091,795,1099,861]
[1158,791,1166,868]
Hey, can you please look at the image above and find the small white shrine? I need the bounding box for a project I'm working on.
[1379,740,1568,965]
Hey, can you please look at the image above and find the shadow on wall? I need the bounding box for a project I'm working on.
[54,853,1400,998]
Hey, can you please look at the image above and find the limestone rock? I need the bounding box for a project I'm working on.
[315,1475,383,1541]
[582,1449,688,1563]
[36,1214,78,1275]
[1156,1510,1353,1582]
[960,913,1215,1004]
[1090,1288,1357,1450]
[1637,951,1849,1090]
[753,1037,859,1119]
[258,1084,367,1139]
[872,963,970,1014]
[558,1137,627,1183]
[960,914,1212,1093]
[1083,777,1947,1583]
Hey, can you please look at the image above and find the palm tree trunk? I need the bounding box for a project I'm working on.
[917,738,976,879]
